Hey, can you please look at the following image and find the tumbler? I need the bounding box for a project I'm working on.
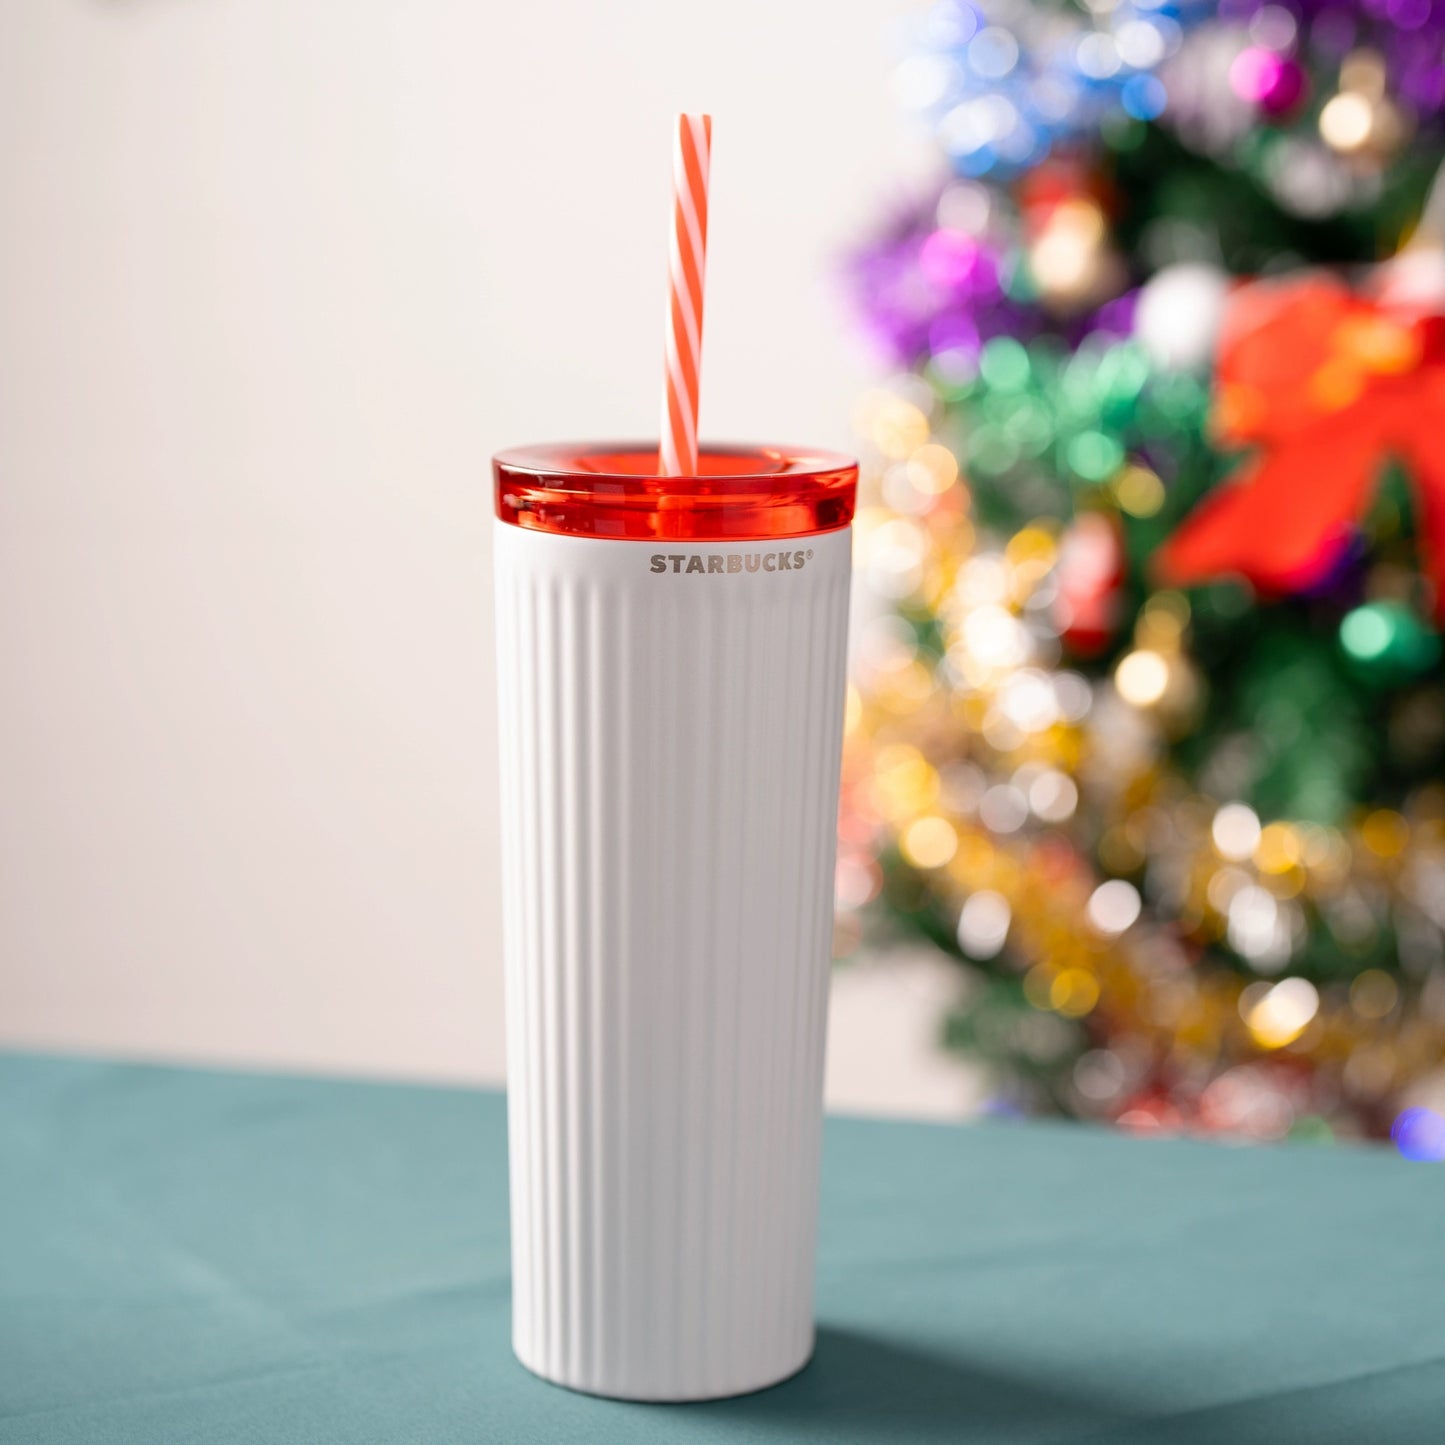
[492,441,858,1401]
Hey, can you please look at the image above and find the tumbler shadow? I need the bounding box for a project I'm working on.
[675,1324,1133,1443]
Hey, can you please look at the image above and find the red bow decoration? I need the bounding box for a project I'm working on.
[1155,265,1445,618]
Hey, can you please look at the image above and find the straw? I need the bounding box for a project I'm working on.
[659,113,712,477]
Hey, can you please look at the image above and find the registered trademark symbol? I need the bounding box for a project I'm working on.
[806,549,814,560]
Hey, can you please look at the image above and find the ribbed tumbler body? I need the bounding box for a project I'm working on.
[493,524,851,1400]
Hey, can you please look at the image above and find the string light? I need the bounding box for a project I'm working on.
[1212,804,1262,862]
[902,815,960,869]
[907,443,961,495]
[1361,810,1409,859]
[1320,91,1375,153]
[1051,968,1101,1016]
[1088,879,1142,935]
[1114,464,1166,517]
[1244,978,1319,1048]
[1115,649,1170,706]
[958,889,1012,957]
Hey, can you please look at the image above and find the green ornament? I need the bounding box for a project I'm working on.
[979,337,1031,392]
[1093,341,1150,407]
[1066,429,1125,483]
[1339,601,1442,683]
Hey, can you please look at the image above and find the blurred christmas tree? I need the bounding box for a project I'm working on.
[838,0,1445,1149]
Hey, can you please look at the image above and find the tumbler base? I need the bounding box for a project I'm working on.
[513,1334,814,1404]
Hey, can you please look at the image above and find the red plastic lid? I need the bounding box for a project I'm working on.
[492,442,858,541]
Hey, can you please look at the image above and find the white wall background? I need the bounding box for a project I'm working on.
[0,0,971,1107]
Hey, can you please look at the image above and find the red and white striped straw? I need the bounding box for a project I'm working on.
[659,113,712,477]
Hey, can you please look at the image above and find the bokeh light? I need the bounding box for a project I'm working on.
[957,889,1012,958]
[1392,1107,1445,1162]
[1087,879,1142,936]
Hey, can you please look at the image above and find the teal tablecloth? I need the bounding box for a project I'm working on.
[2,1053,1442,1443]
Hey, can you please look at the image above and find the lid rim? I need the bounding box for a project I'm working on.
[492,440,859,543]
[492,439,858,485]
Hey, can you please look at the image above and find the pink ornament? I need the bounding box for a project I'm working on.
[1229,47,1308,118]
[919,228,984,292]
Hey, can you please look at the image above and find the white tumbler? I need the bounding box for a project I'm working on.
[492,441,858,1401]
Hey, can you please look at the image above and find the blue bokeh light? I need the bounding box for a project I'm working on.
[1392,1106,1445,1161]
